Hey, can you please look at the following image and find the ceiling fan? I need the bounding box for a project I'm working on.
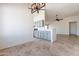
[56,14,63,21]
[28,3,46,14]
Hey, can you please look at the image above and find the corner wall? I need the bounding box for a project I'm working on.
[0,4,33,50]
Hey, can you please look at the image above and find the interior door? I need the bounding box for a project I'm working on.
[69,22,77,35]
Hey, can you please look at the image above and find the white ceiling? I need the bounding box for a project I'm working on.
[45,3,79,21]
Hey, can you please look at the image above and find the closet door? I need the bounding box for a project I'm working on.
[69,22,77,35]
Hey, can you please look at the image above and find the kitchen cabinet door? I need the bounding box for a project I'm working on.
[44,31,48,40]
[47,31,51,40]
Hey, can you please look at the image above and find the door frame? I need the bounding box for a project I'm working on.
[69,21,77,36]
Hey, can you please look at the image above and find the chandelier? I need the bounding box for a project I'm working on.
[29,3,46,14]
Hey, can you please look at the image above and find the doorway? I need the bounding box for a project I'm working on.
[69,22,77,36]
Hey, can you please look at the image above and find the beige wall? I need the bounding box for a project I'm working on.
[0,4,33,49]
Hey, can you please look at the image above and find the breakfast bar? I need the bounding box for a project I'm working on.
[33,27,56,43]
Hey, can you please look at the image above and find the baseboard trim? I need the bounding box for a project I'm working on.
[57,34,69,36]
[57,34,79,37]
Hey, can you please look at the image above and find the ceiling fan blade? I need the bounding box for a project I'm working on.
[56,19,60,21]
[56,19,63,21]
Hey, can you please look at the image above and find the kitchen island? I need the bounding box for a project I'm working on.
[33,27,56,43]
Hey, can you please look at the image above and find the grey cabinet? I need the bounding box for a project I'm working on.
[33,28,56,43]
[33,30,51,41]
[44,31,51,40]
[44,31,48,40]
[40,31,44,39]
[38,31,44,39]
[33,30,39,38]
[47,31,51,40]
